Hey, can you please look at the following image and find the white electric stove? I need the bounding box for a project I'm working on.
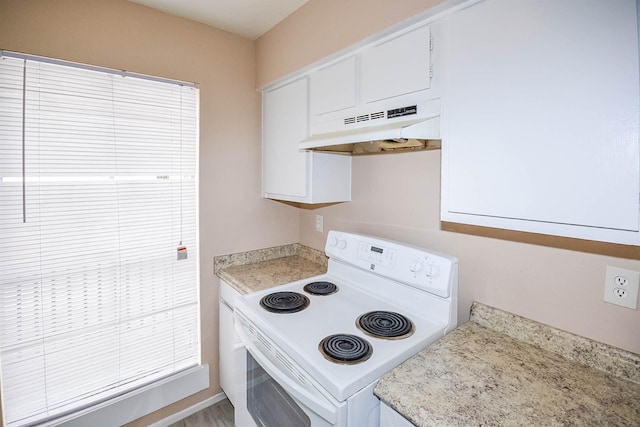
[234,231,458,427]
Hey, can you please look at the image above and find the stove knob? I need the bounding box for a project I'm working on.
[337,239,347,249]
[409,259,424,273]
[328,236,338,247]
[425,263,440,278]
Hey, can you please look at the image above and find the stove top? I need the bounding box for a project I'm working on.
[236,271,449,401]
[234,231,458,402]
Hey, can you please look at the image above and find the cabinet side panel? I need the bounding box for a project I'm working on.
[310,152,352,203]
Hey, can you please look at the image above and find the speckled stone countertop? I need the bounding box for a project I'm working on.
[214,243,327,294]
[375,302,640,426]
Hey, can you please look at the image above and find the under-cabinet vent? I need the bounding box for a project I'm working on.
[344,111,386,125]
[303,99,440,151]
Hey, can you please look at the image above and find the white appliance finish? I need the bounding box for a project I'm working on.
[234,231,458,427]
[379,401,414,427]
[303,24,441,149]
[440,0,640,245]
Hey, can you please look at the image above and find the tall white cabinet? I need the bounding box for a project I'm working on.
[262,77,351,204]
[440,0,640,245]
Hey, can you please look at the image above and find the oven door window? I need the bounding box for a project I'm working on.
[247,352,311,427]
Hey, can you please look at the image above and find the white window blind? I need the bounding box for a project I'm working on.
[0,52,200,427]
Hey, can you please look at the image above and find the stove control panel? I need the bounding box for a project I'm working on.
[325,230,457,298]
[357,241,396,268]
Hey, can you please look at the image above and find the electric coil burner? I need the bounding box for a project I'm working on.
[304,281,338,295]
[259,291,309,313]
[319,334,373,364]
[234,231,459,427]
[357,311,414,340]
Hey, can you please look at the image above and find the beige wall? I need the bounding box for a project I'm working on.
[0,0,300,425]
[256,0,640,355]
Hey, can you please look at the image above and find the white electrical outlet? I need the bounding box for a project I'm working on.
[315,214,324,233]
[604,266,639,309]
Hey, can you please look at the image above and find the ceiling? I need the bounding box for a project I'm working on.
[128,0,311,40]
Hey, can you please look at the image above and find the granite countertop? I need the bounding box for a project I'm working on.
[214,243,327,294]
[375,302,640,426]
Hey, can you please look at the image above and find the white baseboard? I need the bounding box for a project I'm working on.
[148,391,229,427]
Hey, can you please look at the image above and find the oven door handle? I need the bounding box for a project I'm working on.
[236,316,342,424]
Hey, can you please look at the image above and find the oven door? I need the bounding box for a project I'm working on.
[235,312,347,427]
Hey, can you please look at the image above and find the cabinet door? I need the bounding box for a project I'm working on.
[263,78,309,198]
[362,25,431,104]
[441,0,640,244]
[310,57,357,116]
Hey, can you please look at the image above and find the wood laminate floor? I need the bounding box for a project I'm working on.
[168,398,234,427]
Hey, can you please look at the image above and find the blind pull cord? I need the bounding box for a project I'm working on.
[177,88,187,261]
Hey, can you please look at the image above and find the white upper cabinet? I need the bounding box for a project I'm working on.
[263,20,437,204]
[440,0,640,244]
[306,24,439,140]
[262,78,351,204]
[362,25,431,104]
[263,78,308,199]
[310,56,357,117]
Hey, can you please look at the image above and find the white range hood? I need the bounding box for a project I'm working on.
[300,98,441,154]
